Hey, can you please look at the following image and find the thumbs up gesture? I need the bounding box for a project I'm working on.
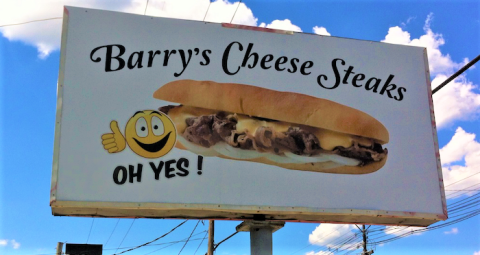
[101,121,126,153]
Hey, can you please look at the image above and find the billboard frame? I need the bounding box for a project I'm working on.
[50,7,448,227]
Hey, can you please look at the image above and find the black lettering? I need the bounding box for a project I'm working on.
[241,43,258,68]
[176,158,190,177]
[395,87,407,101]
[318,58,344,89]
[379,75,397,98]
[147,50,161,67]
[165,159,176,178]
[300,61,314,75]
[200,49,211,66]
[113,166,127,185]
[174,49,193,77]
[260,54,274,69]
[342,66,355,84]
[365,77,381,92]
[275,56,288,71]
[317,74,328,86]
[150,161,164,180]
[163,50,177,66]
[90,44,126,72]
[222,41,243,75]
[352,73,365,87]
[287,58,299,73]
[129,164,143,183]
[127,51,144,69]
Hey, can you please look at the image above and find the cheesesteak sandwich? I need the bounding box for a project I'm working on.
[154,80,388,174]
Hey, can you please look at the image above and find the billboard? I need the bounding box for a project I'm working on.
[51,6,447,226]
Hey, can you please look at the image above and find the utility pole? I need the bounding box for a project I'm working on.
[362,225,367,254]
[56,242,63,255]
[356,225,374,255]
[208,220,214,255]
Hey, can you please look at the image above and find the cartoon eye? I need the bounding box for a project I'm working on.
[135,117,148,137]
[151,116,165,136]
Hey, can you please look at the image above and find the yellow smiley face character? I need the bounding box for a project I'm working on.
[101,110,177,158]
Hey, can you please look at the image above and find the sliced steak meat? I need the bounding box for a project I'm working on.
[184,115,221,147]
[284,127,321,155]
[213,113,237,138]
[333,141,388,165]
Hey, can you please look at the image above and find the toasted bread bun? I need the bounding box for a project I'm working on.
[154,80,389,174]
[154,80,388,144]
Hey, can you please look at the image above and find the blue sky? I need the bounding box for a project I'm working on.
[1,0,480,255]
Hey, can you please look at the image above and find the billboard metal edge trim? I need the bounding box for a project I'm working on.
[50,7,70,206]
[51,200,446,222]
[423,48,448,219]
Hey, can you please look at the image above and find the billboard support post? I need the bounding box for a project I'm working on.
[236,221,285,255]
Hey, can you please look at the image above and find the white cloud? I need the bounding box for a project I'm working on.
[307,224,362,253]
[0,0,129,59]
[382,13,468,76]
[474,251,480,255]
[382,13,480,129]
[0,239,20,249]
[383,226,425,237]
[128,0,258,25]
[400,16,416,27]
[259,19,302,32]
[11,240,20,249]
[305,251,332,255]
[440,127,480,196]
[432,75,480,129]
[312,26,330,36]
[0,0,258,58]
[443,227,459,235]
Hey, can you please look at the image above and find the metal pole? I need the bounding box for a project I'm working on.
[208,220,214,255]
[56,242,63,255]
[250,226,273,255]
[236,221,285,255]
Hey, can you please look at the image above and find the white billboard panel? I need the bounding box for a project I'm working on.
[51,6,447,226]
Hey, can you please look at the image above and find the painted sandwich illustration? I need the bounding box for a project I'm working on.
[154,80,389,174]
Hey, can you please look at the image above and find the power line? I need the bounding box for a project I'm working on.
[0,17,62,28]
[178,220,200,255]
[203,0,212,22]
[105,219,121,246]
[432,54,480,94]
[229,0,242,24]
[445,171,480,188]
[194,231,208,255]
[86,218,95,243]
[144,0,150,15]
[114,219,136,254]
[113,219,187,255]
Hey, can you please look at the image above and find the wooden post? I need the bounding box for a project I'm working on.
[208,220,214,255]
[56,242,63,255]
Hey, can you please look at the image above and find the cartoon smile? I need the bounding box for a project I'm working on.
[133,131,172,153]
[101,110,177,158]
